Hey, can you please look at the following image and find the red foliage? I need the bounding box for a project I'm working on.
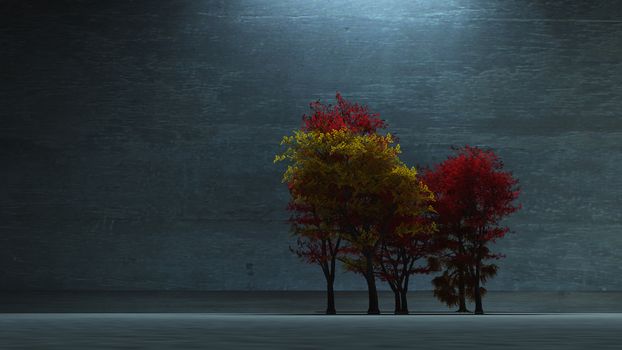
[287,199,339,265]
[301,92,386,134]
[423,145,520,246]
[423,146,521,310]
[375,195,439,286]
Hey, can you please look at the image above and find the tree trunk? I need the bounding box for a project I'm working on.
[365,275,380,314]
[325,237,340,315]
[457,269,469,312]
[393,290,401,314]
[399,290,409,314]
[326,277,336,315]
[365,253,380,314]
[474,263,484,315]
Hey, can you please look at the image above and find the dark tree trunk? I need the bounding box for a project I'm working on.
[365,276,380,314]
[474,263,484,315]
[393,290,401,314]
[400,273,411,314]
[323,237,341,315]
[326,277,336,315]
[457,269,469,312]
[364,252,380,314]
[399,291,409,314]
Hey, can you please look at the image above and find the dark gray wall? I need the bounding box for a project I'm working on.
[1,0,621,291]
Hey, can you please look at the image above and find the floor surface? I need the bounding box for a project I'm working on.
[2,292,621,349]
[1,313,621,349]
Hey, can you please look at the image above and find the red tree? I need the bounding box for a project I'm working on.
[424,146,521,314]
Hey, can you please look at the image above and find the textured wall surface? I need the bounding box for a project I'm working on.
[1,0,621,291]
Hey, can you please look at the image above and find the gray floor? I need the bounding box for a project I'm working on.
[1,313,621,349]
[2,292,622,349]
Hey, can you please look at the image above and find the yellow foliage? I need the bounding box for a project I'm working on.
[275,127,435,249]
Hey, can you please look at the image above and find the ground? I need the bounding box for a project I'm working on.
[1,313,621,349]
[1,292,621,349]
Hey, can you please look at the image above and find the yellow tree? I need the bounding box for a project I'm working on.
[276,128,408,314]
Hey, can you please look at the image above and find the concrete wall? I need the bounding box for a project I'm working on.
[1,0,621,290]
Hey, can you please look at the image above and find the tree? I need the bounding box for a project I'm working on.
[275,93,392,314]
[378,233,437,314]
[428,223,476,312]
[287,199,342,314]
[276,128,403,314]
[424,146,520,314]
[341,165,437,314]
[430,250,498,312]
[340,164,434,314]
